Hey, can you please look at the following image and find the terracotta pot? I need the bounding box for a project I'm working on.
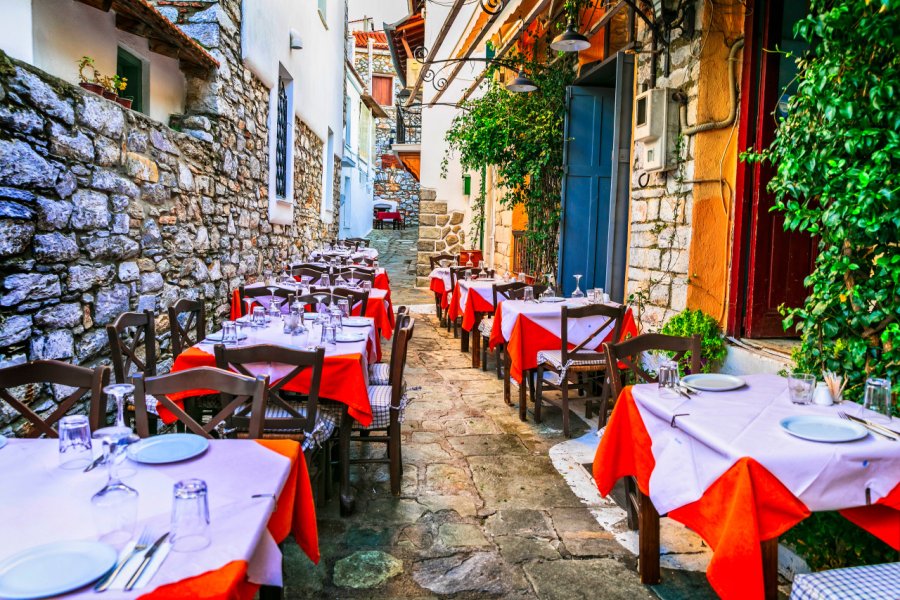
[79,82,103,94]
[116,97,133,109]
[101,90,118,101]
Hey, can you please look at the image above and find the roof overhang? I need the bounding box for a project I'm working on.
[361,94,389,119]
[74,0,218,73]
[384,11,425,89]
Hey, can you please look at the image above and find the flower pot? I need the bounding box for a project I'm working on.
[101,90,118,101]
[79,82,103,94]
[116,97,133,109]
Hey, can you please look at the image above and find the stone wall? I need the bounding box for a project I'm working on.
[415,188,465,287]
[353,47,420,226]
[0,0,338,435]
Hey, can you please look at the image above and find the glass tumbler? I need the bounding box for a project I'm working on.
[864,378,893,423]
[58,415,92,470]
[320,324,336,348]
[522,287,534,302]
[222,320,237,344]
[252,306,266,328]
[171,479,210,552]
[788,373,816,405]
[658,360,681,393]
[361,281,372,292]
[337,299,350,319]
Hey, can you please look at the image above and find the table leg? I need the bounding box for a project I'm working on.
[762,537,779,600]
[639,491,661,584]
[503,349,512,405]
[339,410,355,516]
[471,314,482,369]
[461,327,469,353]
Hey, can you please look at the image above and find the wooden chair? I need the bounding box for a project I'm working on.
[478,282,527,378]
[339,316,415,514]
[369,306,409,385]
[334,268,375,286]
[602,333,701,530]
[292,268,327,285]
[0,360,110,436]
[346,237,370,248]
[310,287,370,313]
[533,303,625,437]
[496,284,549,405]
[106,310,158,430]
[291,263,328,273]
[446,266,468,336]
[168,298,206,360]
[133,367,268,439]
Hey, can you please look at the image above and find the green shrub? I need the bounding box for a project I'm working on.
[660,309,727,373]
[782,512,898,571]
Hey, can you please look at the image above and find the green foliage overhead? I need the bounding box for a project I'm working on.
[660,309,727,373]
[443,54,577,273]
[745,0,900,404]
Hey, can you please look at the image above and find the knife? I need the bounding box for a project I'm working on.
[844,414,899,441]
[83,454,105,473]
[124,532,169,591]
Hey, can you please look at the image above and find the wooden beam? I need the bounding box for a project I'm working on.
[404,0,467,107]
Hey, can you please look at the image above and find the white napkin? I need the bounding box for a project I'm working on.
[105,540,173,590]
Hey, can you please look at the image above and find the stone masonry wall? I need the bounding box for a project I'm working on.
[353,47,420,226]
[415,188,465,287]
[0,0,338,435]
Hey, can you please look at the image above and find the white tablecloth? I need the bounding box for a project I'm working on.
[428,267,451,291]
[455,279,496,312]
[499,299,621,348]
[0,439,290,598]
[631,374,900,515]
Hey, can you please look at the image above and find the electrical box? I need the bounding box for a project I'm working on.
[634,88,679,172]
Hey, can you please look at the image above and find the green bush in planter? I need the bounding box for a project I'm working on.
[660,309,727,374]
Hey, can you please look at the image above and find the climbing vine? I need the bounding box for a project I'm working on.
[744,0,900,404]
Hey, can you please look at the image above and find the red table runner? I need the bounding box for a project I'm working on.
[593,387,900,600]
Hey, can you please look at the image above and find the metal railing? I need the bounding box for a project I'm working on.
[395,104,421,144]
[511,229,557,278]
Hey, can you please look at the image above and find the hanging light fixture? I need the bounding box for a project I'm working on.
[550,19,591,52]
[506,70,537,93]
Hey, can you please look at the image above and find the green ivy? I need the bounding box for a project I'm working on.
[660,309,727,373]
[743,0,900,406]
[442,52,577,274]
[781,512,897,571]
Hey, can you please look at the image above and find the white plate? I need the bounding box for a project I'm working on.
[681,373,746,391]
[335,332,366,343]
[127,433,209,464]
[780,415,868,443]
[539,297,565,303]
[0,541,117,599]
[205,331,248,342]
[0,435,6,450]
[343,317,371,327]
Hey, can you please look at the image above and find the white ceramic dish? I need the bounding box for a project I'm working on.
[0,435,6,450]
[205,331,248,342]
[0,541,117,599]
[780,415,868,443]
[681,373,746,392]
[539,297,565,303]
[335,332,366,343]
[127,433,209,464]
[342,317,371,327]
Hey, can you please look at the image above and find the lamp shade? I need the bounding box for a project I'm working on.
[506,70,537,93]
[550,21,591,52]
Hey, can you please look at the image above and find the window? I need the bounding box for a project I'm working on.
[317,0,327,25]
[275,79,289,198]
[359,103,372,163]
[116,47,144,113]
[371,74,393,106]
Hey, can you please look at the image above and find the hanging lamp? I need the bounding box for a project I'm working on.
[550,19,591,52]
[506,70,537,93]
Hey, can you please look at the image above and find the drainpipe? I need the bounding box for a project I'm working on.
[679,38,744,135]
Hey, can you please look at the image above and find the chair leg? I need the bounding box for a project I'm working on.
[434,294,443,322]
[535,366,543,424]
[639,491,661,584]
[495,343,503,379]
[339,412,355,516]
[518,370,528,422]
[388,422,402,496]
[481,335,489,372]
[597,373,612,428]
[503,350,512,406]
[460,327,469,352]
[561,378,571,438]
[471,326,480,368]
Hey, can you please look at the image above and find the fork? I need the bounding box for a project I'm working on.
[94,527,154,592]
[838,411,898,441]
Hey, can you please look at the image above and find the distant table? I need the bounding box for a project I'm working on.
[0,438,317,599]
[594,375,900,600]
[428,267,452,310]
[446,279,497,368]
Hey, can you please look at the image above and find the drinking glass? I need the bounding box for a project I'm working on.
[518,272,527,283]
[348,267,357,286]
[320,274,331,289]
[91,427,140,545]
[360,280,372,292]
[267,301,282,324]
[466,258,474,268]
[522,287,534,302]
[478,260,486,277]
[320,324,337,348]
[465,269,473,281]
[171,479,210,552]
[337,299,350,319]
[788,373,816,405]
[864,378,893,423]
[252,306,266,328]
[104,383,134,429]
[58,415,92,470]
[658,360,681,393]
[572,274,585,299]
[222,320,237,344]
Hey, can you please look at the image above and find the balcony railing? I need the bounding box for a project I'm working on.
[395,104,421,145]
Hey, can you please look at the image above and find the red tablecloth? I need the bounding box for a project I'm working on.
[430,278,450,310]
[165,347,373,427]
[593,387,900,600]
[139,439,317,599]
[488,302,638,384]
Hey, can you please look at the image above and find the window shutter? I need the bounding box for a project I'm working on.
[371,75,393,106]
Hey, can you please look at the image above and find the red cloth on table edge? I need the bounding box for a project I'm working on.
[159,347,373,427]
[488,302,637,384]
[593,387,900,600]
[138,439,318,600]
[461,288,495,332]
[374,271,390,291]
[429,278,450,310]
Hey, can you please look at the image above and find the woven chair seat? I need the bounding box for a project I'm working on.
[360,384,409,430]
[790,562,900,600]
[369,362,390,386]
[243,403,338,451]
[478,317,494,337]
[537,349,607,371]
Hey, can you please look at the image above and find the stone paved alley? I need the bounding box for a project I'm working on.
[281,229,729,599]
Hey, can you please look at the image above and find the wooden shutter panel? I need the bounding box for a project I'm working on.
[372,75,393,106]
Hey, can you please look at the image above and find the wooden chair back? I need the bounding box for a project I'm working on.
[311,287,370,310]
[291,263,327,273]
[346,237,370,248]
[492,282,527,306]
[214,344,325,438]
[293,268,327,284]
[448,266,469,291]
[133,367,268,439]
[107,310,157,384]
[430,254,456,270]
[0,360,110,437]
[560,304,625,364]
[507,284,549,300]
[603,333,703,398]
[168,298,207,359]
[389,317,416,410]
[334,268,375,285]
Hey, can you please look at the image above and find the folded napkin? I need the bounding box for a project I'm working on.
[104,539,173,590]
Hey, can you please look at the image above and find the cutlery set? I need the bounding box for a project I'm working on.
[838,411,899,441]
[94,529,170,592]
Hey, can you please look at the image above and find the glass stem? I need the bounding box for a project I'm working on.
[115,393,125,428]
[104,440,121,485]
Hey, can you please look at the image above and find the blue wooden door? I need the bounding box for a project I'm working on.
[558,86,615,296]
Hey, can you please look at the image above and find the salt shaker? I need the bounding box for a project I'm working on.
[813,382,834,406]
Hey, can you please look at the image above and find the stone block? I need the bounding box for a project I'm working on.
[14,67,74,125]
[125,152,159,183]
[49,122,94,162]
[29,330,74,361]
[77,94,124,138]
[418,226,440,240]
[2,273,60,306]
[75,329,107,361]
[118,262,139,282]
[32,232,78,263]
[34,303,81,329]
[91,169,139,198]
[70,190,110,230]
[629,247,661,270]
[435,214,449,226]
[0,219,34,257]
[0,314,32,347]
[419,214,435,226]
[94,284,131,325]
[140,272,164,293]
[419,201,447,215]
[449,211,464,225]
[0,139,58,188]
[83,235,139,260]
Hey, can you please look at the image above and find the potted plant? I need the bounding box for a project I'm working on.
[113,75,132,108]
[660,308,728,374]
[97,74,118,101]
[76,56,103,94]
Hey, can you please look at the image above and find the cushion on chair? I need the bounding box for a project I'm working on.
[789,562,900,600]
[478,317,494,337]
[360,384,409,430]
[536,349,607,370]
[261,403,338,451]
[369,362,390,386]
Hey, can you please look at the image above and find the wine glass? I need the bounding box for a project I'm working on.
[348,267,357,287]
[571,274,584,299]
[104,383,135,429]
[91,425,139,545]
